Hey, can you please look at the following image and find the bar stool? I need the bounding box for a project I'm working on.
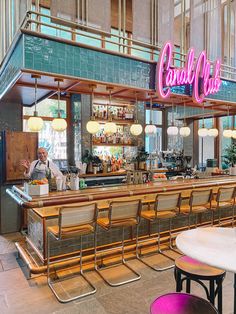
[211,186,236,226]
[150,292,218,314]
[47,202,98,303]
[181,189,213,228]
[95,199,142,287]
[137,192,181,271]
[175,256,225,313]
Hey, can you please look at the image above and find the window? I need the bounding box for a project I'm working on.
[23,98,67,160]
[198,118,215,168]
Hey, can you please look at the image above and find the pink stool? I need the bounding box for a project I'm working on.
[150,292,218,314]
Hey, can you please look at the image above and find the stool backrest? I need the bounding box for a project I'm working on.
[216,186,236,202]
[190,189,212,207]
[58,202,98,238]
[154,192,181,213]
[108,199,142,226]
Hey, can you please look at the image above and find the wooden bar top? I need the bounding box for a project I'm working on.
[20,176,236,209]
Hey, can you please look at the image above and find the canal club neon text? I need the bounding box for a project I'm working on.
[156,42,222,103]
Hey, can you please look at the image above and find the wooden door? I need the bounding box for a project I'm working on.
[5,131,38,182]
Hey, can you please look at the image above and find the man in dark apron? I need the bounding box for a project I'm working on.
[21,147,62,180]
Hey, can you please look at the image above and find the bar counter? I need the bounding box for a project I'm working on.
[10,175,236,209]
[8,176,236,275]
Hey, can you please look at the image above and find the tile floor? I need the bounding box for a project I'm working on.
[0,232,234,314]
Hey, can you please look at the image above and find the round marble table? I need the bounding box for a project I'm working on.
[176,227,236,313]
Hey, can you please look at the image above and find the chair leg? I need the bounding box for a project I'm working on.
[186,278,191,293]
[175,268,182,292]
[219,208,221,226]
[136,220,174,271]
[232,204,235,227]
[95,225,141,287]
[168,219,182,255]
[47,232,96,303]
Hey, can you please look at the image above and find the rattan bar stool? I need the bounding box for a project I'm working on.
[175,256,225,313]
[211,186,236,226]
[150,292,219,314]
[95,199,142,287]
[181,189,213,228]
[47,202,98,303]
[137,192,181,271]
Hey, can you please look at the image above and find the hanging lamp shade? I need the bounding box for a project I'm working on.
[28,113,44,132]
[208,128,218,137]
[167,125,179,136]
[28,75,44,132]
[130,123,143,136]
[52,118,67,132]
[179,126,190,137]
[232,130,236,139]
[223,129,233,138]
[198,127,208,137]
[52,78,67,132]
[104,121,117,135]
[145,124,156,135]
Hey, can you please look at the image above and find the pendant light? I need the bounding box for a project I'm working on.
[179,102,191,137]
[145,93,156,135]
[52,79,67,132]
[223,105,232,138]
[86,85,100,134]
[167,103,178,136]
[28,75,44,132]
[130,92,143,136]
[104,87,117,135]
[198,103,208,137]
[208,117,218,137]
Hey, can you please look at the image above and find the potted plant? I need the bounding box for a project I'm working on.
[136,147,149,170]
[92,155,102,174]
[82,150,93,173]
[223,143,236,175]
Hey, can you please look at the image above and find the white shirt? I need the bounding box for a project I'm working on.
[24,159,63,179]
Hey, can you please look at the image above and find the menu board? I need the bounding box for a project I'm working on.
[4,131,38,182]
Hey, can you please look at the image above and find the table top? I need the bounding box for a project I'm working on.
[176,227,236,273]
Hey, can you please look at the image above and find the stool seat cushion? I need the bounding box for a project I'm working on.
[48,224,94,238]
[141,209,177,220]
[150,292,218,314]
[175,255,225,277]
[97,217,138,229]
[211,199,232,209]
[180,205,208,214]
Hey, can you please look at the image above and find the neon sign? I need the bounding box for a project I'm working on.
[156,42,222,103]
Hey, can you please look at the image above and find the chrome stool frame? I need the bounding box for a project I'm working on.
[95,199,142,287]
[47,202,98,303]
[137,192,182,271]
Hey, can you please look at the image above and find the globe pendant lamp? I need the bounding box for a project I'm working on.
[145,93,156,135]
[232,130,236,139]
[167,103,178,136]
[86,85,100,134]
[130,92,143,136]
[207,116,218,137]
[179,102,190,137]
[223,105,232,138]
[28,75,44,132]
[52,78,67,132]
[104,87,117,135]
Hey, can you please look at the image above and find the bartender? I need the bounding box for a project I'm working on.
[21,147,63,180]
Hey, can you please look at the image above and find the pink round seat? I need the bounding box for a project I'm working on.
[150,292,218,314]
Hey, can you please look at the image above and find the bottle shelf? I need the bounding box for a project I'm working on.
[92,143,136,147]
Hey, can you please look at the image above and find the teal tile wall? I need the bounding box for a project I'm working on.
[0,37,23,98]
[24,34,152,89]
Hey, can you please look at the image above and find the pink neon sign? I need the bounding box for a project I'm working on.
[156,42,222,103]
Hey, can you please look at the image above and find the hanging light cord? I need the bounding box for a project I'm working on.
[57,81,61,118]
[150,95,153,124]
[34,78,38,113]
[172,103,174,126]
[183,102,186,125]
[91,87,94,118]
[135,92,138,121]
[227,105,230,129]
[202,103,205,128]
